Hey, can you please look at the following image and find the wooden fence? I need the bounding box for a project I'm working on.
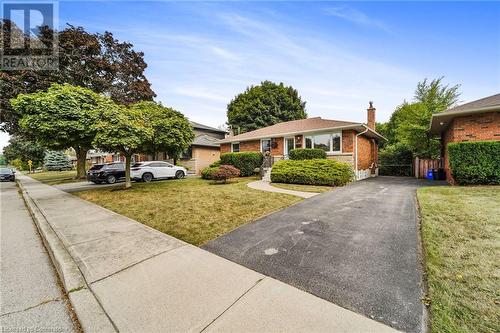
[414,157,441,179]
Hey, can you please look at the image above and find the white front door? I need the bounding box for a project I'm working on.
[285,137,295,158]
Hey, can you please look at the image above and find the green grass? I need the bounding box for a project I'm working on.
[75,177,301,246]
[270,182,333,193]
[28,170,80,185]
[418,186,500,333]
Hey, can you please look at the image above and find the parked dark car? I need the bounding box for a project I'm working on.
[86,162,125,184]
[0,168,15,182]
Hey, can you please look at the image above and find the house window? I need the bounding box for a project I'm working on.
[304,132,342,153]
[305,136,313,149]
[261,139,271,153]
[313,134,331,151]
[332,133,341,152]
[232,143,240,152]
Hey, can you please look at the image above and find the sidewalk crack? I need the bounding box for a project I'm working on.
[0,297,63,317]
[199,277,265,332]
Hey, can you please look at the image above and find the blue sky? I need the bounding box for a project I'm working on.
[1,1,499,149]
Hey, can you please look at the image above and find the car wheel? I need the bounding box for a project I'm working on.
[142,172,153,183]
[175,170,185,179]
[106,175,116,184]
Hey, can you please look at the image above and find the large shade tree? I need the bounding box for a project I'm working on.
[11,83,113,178]
[0,21,156,134]
[227,81,307,134]
[130,101,194,162]
[93,104,152,189]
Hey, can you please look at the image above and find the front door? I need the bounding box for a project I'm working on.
[285,137,295,158]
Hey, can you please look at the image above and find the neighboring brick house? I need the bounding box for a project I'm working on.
[430,93,500,183]
[220,103,385,180]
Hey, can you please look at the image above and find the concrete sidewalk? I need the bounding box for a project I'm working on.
[17,174,399,333]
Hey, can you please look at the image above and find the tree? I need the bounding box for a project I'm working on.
[2,135,45,168]
[11,83,112,178]
[94,104,152,189]
[227,81,307,133]
[44,150,72,171]
[131,101,194,162]
[378,77,461,159]
[415,77,460,113]
[0,21,156,134]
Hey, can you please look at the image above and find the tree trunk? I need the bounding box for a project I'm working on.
[125,154,132,189]
[76,147,88,179]
[173,156,177,165]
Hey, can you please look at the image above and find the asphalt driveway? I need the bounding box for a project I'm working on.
[203,177,445,333]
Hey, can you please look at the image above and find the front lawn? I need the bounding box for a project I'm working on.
[75,177,301,246]
[270,183,332,193]
[28,170,80,185]
[418,186,500,333]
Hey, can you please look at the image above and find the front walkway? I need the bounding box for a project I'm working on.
[17,174,398,332]
[248,180,319,198]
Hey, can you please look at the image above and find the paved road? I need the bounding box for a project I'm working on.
[0,182,77,332]
[204,177,446,333]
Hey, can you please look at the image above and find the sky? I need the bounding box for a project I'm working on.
[1,1,499,150]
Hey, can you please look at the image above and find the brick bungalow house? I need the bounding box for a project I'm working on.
[220,103,385,180]
[430,93,500,183]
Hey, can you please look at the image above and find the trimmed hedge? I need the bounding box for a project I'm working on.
[289,148,327,160]
[271,159,354,186]
[212,165,240,183]
[448,141,500,185]
[220,152,263,176]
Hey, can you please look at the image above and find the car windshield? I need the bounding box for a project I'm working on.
[0,168,12,174]
[89,165,104,171]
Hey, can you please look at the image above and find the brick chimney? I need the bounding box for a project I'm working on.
[367,101,376,130]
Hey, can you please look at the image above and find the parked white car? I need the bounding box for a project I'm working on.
[130,161,187,182]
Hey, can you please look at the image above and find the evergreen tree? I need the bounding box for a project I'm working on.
[44,150,72,171]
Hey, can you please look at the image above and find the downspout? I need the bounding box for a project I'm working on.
[355,126,369,180]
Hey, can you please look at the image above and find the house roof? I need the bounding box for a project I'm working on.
[220,117,385,143]
[430,93,500,134]
[192,134,221,147]
[190,121,227,134]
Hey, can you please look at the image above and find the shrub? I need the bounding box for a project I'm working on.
[271,159,354,186]
[209,160,221,168]
[448,141,500,185]
[212,165,240,183]
[289,148,327,160]
[220,152,263,176]
[201,166,219,180]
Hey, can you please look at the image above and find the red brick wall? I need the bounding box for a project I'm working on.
[342,130,355,153]
[271,137,284,156]
[221,143,231,154]
[442,112,500,183]
[357,135,373,170]
[240,140,261,152]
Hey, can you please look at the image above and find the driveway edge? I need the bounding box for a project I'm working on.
[415,191,431,333]
[17,180,117,333]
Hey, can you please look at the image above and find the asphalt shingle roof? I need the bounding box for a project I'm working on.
[221,117,360,142]
[442,93,500,114]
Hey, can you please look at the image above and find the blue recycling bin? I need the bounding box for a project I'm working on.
[426,169,434,180]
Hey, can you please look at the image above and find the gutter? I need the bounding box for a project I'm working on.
[355,127,369,180]
[429,104,500,134]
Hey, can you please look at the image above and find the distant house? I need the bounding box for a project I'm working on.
[219,103,385,180]
[179,122,227,175]
[430,93,500,183]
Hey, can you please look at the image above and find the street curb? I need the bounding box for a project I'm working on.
[17,179,117,333]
